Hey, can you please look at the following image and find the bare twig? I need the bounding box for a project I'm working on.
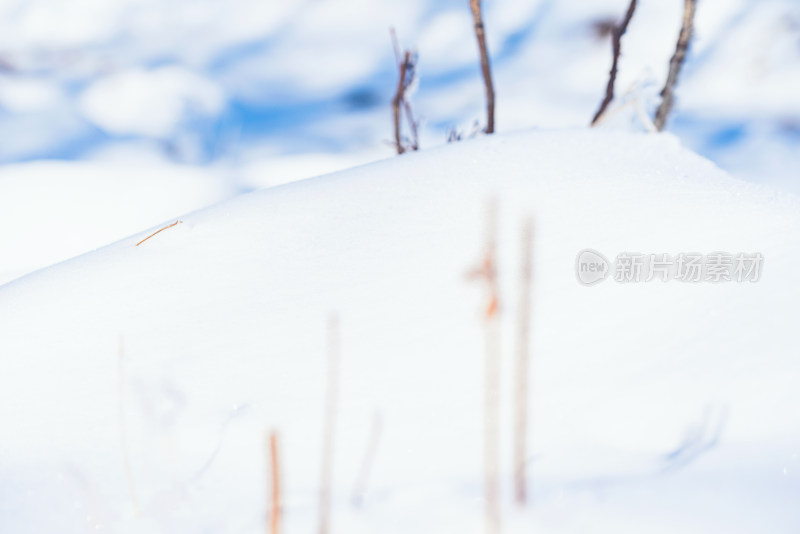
[591,80,657,132]
[591,0,638,126]
[135,220,183,247]
[390,29,420,155]
[351,412,383,507]
[267,431,281,534]
[318,315,340,534]
[392,50,411,155]
[513,218,533,505]
[483,203,501,534]
[447,121,482,143]
[654,0,697,131]
[468,200,501,534]
[402,99,419,151]
[447,127,462,143]
[469,0,496,134]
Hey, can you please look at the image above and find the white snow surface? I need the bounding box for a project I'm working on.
[0,160,238,285]
[1,0,797,285]
[1,130,799,533]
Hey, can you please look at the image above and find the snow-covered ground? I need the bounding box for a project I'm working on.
[1,0,798,531]
[0,0,798,283]
[1,130,799,533]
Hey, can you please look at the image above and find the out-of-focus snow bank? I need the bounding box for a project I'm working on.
[0,129,798,533]
[0,0,797,188]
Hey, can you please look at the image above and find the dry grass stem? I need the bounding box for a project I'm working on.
[135,220,183,247]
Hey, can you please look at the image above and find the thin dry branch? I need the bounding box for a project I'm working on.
[513,218,533,505]
[469,0,496,134]
[468,200,501,534]
[392,50,411,155]
[318,315,340,534]
[267,431,281,534]
[654,0,696,131]
[591,0,638,126]
[390,29,420,154]
[402,99,419,151]
[135,220,183,247]
[483,202,501,534]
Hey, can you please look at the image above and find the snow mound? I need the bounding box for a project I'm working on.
[1,130,798,533]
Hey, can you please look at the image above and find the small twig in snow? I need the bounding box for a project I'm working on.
[468,200,501,534]
[469,0,496,133]
[267,431,281,534]
[392,50,412,155]
[654,0,697,131]
[390,29,420,154]
[591,0,638,126]
[135,220,183,247]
